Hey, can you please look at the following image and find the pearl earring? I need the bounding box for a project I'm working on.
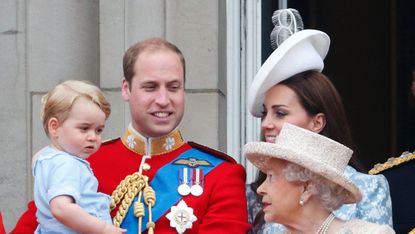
[299,200,304,206]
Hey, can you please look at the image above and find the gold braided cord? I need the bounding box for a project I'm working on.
[112,180,140,227]
[144,186,156,206]
[409,227,415,234]
[110,172,156,233]
[110,173,139,210]
[133,197,145,217]
[369,152,415,175]
[143,186,156,234]
[135,192,144,234]
[147,221,155,234]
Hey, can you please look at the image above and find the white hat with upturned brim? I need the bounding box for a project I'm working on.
[248,29,330,117]
[243,123,362,204]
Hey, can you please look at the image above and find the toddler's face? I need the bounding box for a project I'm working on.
[52,97,106,159]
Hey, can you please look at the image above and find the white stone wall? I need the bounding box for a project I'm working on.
[0,0,226,231]
[0,0,28,231]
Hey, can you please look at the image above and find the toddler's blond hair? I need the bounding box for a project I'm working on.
[41,80,111,136]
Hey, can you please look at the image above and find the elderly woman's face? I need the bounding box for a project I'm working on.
[261,84,315,143]
[257,159,304,223]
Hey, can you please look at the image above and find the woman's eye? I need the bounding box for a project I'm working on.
[260,111,267,120]
[276,111,287,117]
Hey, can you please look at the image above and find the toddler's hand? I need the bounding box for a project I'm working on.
[102,223,127,234]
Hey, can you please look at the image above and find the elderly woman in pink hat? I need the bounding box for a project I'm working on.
[244,123,394,233]
[246,8,392,234]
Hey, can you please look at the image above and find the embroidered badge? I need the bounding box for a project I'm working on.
[172,158,213,168]
[166,200,197,234]
[126,135,136,149]
[164,137,176,151]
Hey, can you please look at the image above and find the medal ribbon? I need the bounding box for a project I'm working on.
[121,147,225,233]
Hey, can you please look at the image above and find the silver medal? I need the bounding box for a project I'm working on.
[178,168,191,196]
[190,168,204,196]
[190,184,203,196]
[178,183,191,196]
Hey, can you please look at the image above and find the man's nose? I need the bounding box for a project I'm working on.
[155,88,170,106]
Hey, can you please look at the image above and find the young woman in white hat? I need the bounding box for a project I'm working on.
[246,8,392,233]
[244,123,394,233]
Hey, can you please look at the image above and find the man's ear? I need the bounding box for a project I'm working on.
[48,117,60,138]
[310,113,326,133]
[121,79,131,101]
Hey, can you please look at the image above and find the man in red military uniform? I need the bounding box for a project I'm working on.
[0,212,5,234]
[12,38,250,233]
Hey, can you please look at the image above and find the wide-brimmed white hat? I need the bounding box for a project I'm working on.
[244,123,362,204]
[248,29,330,117]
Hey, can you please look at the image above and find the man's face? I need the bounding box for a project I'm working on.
[122,49,185,138]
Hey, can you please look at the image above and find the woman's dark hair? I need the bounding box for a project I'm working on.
[250,70,365,230]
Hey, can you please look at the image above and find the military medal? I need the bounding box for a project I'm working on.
[166,200,197,234]
[177,168,191,196]
[190,168,204,196]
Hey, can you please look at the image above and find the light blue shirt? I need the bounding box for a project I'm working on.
[247,166,393,233]
[33,146,112,234]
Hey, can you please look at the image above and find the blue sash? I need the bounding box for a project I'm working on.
[121,148,225,233]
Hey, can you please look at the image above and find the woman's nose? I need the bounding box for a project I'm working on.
[257,181,266,196]
[261,114,273,130]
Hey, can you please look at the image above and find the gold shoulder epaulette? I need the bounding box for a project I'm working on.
[369,151,415,175]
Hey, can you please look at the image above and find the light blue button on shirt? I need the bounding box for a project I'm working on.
[247,165,393,233]
[33,146,112,234]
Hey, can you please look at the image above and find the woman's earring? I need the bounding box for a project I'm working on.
[299,199,304,206]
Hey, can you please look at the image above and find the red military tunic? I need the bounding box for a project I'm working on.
[11,127,250,233]
[0,212,5,234]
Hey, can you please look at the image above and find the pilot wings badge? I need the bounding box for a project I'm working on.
[172,157,212,168]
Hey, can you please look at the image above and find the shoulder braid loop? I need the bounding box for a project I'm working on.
[110,172,156,234]
[369,151,415,175]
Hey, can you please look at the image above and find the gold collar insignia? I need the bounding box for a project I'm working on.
[121,125,184,156]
